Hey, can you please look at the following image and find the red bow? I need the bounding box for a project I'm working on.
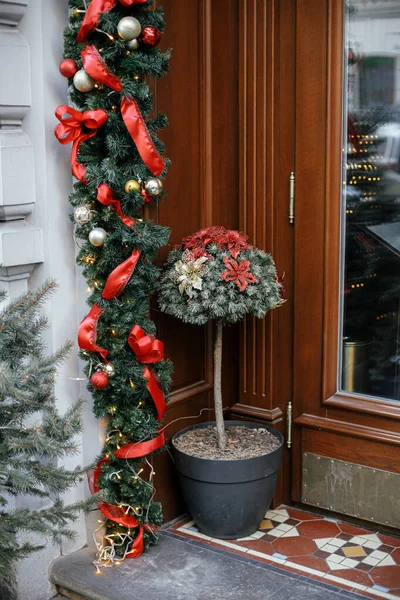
[128,325,164,364]
[55,105,107,183]
[81,45,122,92]
[77,0,147,42]
[97,184,136,228]
[128,325,166,421]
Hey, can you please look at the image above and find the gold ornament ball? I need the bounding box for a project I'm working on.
[88,227,107,247]
[104,363,115,377]
[145,178,163,196]
[117,17,141,41]
[124,179,141,193]
[73,69,95,92]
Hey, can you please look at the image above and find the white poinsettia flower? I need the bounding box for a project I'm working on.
[171,250,208,298]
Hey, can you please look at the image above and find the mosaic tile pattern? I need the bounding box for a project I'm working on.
[167,506,400,599]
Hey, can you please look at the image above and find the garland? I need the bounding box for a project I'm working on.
[56,0,172,568]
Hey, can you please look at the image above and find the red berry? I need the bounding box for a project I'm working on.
[59,58,78,78]
[90,371,109,390]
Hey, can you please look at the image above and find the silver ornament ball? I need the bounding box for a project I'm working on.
[126,38,140,51]
[117,17,141,41]
[104,363,115,377]
[145,178,163,196]
[74,205,92,224]
[89,227,107,247]
[73,69,95,92]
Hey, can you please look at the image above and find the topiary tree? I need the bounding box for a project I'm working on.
[159,227,284,450]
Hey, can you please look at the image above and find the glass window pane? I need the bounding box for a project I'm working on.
[341,0,400,401]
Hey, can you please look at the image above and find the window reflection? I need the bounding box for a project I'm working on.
[342,0,400,401]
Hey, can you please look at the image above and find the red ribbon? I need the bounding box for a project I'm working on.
[77,0,147,42]
[102,249,141,300]
[78,304,109,360]
[90,457,154,558]
[114,431,165,459]
[81,45,122,92]
[55,105,107,183]
[97,184,136,227]
[121,97,165,176]
[128,325,166,421]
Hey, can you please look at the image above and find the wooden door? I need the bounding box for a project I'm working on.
[293,0,400,529]
[151,0,297,519]
[151,0,241,522]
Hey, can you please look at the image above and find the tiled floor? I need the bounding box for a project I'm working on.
[167,505,400,599]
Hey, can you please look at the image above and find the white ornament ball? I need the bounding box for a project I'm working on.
[145,178,163,196]
[73,69,95,92]
[89,227,107,247]
[117,17,141,41]
[104,363,115,377]
[74,205,92,224]
[126,38,140,51]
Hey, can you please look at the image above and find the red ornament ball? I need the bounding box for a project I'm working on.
[139,26,162,49]
[90,371,109,390]
[59,58,78,78]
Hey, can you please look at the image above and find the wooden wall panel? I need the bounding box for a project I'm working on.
[151,0,240,521]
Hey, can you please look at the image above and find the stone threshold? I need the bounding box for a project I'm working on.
[50,532,365,600]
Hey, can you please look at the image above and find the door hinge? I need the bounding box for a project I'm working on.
[289,171,295,224]
[286,401,293,449]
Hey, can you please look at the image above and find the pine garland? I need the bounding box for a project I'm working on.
[60,0,172,562]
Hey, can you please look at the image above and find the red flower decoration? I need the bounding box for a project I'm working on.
[221,256,258,291]
[214,230,249,259]
[182,227,250,259]
[182,226,225,251]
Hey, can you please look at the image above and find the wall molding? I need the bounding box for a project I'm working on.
[296,413,400,446]
[230,402,283,424]
[0,0,42,297]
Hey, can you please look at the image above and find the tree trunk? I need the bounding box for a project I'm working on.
[214,322,226,450]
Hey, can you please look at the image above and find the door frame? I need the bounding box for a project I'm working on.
[292,0,400,502]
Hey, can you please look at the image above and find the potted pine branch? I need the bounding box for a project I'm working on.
[159,226,285,539]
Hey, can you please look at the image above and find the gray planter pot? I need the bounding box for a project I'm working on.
[172,420,284,539]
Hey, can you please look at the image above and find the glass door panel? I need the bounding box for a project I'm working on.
[341,0,400,401]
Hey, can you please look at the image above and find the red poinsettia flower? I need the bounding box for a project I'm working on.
[182,226,226,251]
[221,256,258,291]
[215,230,249,258]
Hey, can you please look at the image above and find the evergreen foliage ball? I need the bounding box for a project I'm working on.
[158,227,283,326]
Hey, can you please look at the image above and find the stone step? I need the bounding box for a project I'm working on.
[50,532,362,600]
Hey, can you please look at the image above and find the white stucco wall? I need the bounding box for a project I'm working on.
[0,1,103,598]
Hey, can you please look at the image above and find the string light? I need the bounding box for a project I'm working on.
[95,28,115,41]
